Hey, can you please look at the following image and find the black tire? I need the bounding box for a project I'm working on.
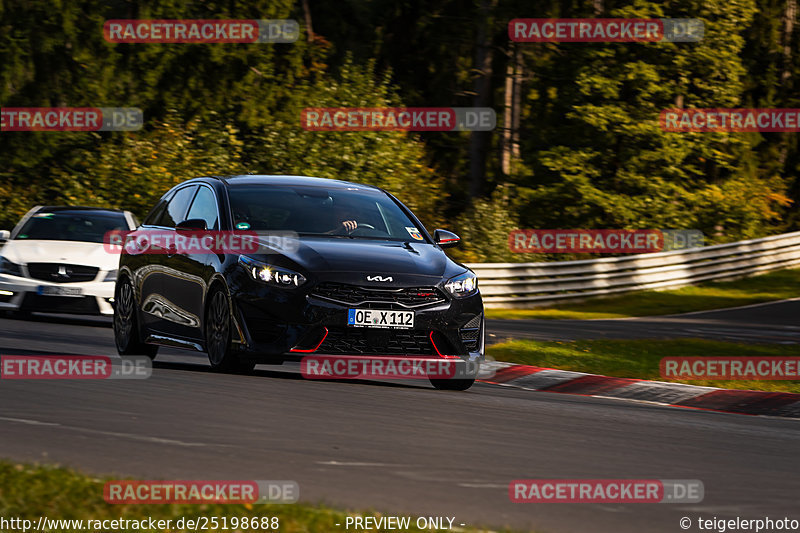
[113,278,158,359]
[429,378,475,391]
[205,287,255,373]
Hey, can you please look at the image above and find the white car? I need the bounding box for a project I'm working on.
[0,206,138,316]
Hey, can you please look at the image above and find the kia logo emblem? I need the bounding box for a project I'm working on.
[366,275,393,282]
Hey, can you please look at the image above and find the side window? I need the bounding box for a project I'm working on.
[155,186,197,228]
[185,186,219,231]
[143,199,168,226]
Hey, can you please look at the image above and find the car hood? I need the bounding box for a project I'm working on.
[0,240,119,270]
[255,237,464,284]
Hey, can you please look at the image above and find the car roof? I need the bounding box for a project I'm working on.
[34,206,128,215]
[202,175,383,191]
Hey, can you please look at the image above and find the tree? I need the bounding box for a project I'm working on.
[518,0,790,241]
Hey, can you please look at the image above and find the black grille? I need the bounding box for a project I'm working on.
[318,327,434,356]
[462,315,481,329]
[26,263,99,283]
[459,315,481,351]
[460,329,479,341]
[311,283,446,308]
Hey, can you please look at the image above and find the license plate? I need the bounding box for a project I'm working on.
[348,308,414,329]
[37,285,83,297]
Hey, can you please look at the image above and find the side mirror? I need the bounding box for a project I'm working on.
[0,230,9,242]
[176,219,207,231]
[433,229,460,248]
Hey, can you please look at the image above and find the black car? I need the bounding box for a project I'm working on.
[113,175,484,390]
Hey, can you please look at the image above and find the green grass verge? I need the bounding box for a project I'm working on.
[486,338,800,393]
[0,462,512,533]
[484,268,800,320]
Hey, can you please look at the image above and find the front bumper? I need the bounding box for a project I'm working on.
[229,276,485,365]
[0,274,115,315]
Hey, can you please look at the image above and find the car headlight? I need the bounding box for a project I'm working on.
[444,271,478,298]
[0,256,23,277]
[238,255,306,288]
[103,270,118,282]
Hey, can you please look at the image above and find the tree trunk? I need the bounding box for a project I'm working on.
[779,0,796,166]
[501,43,523,176]
[468,0,496,197]
[302,0,314,42]
[512,44,522,163]
[783,0,796,82]
[501,46,514,176]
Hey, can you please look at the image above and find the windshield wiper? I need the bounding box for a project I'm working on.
[402,241,421,254]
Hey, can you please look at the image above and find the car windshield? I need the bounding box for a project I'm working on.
[14,211,128,243]
[227,185,427,242]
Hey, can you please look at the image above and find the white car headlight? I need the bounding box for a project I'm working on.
[238,256,306,288]
[444,271,478,298]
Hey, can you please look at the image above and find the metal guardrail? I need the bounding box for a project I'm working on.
[466,231,800,308]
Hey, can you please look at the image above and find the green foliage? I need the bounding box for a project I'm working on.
[242,59,443,227]
[0,461,506,533]
[0,3,444,231]
[522,0,792,242]
[46,111,247,218]
[1,0,800,259]
[448,186,531,263]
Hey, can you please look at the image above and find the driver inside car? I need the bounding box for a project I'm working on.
[327,203,360,234]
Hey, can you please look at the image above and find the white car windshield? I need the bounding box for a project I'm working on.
[15,211,128,244]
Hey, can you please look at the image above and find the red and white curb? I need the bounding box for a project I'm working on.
[477,362,800,419]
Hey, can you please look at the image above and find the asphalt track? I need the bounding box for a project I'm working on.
[1,302,799,533]
[488,298,800,345]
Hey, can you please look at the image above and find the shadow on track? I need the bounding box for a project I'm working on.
[2,311,111,329]
[151,359,431,390]
[0,347,88,356]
